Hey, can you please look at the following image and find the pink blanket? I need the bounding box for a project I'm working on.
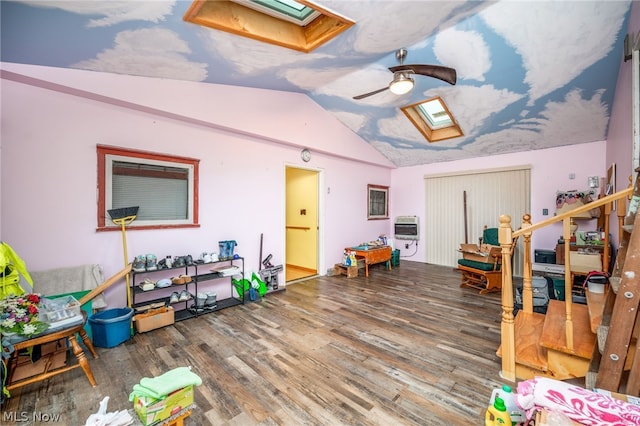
[516,377,640,425]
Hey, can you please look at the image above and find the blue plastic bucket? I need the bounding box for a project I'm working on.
[89,307,133,348]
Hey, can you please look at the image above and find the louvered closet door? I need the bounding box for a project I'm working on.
[424,166,530,276]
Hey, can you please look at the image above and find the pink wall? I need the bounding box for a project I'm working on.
[0,64,392,308]
[607,0,639,247]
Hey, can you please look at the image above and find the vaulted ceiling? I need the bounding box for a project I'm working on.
[1,1,633,166]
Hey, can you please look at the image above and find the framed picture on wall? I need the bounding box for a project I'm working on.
[367,184,389,220]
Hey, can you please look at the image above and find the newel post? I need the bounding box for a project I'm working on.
[499,214,516,381]
[521,214,533,314]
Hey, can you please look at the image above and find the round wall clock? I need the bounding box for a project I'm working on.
[301,149,311,162]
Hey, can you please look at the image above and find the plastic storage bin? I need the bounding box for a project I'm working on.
[534,249,556,264]
[89,307,133,348]
[552,277,565,300]
[391,249,400,267]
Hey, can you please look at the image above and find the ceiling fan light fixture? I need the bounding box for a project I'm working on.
[389,73,414,95]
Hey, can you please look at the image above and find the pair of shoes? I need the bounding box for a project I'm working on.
[132,254,158,272]
[139,278,156,291]
[169,292,180,304]
[146,254,157,271]
[173,256,186,268]
[132,255,146,272]
[178,290,192,302]
[171,274,192,285]
[156,278,172,288]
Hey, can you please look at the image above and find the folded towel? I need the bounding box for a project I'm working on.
[128,366,201,401]
[129,383,164,402]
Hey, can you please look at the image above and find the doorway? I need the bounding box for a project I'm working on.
[285,166,320,282]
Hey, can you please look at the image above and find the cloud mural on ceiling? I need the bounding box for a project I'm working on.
[1,0,632,166]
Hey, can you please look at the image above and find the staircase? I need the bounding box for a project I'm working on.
[497,171,640,395]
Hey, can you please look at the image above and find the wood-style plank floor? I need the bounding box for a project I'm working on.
[3,261,507,425]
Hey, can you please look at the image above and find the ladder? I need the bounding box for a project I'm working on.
[592,170,640,394]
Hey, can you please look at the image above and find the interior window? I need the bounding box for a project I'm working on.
[97,145,200,230]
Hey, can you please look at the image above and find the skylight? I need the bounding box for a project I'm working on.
[184,1,354,53]
[238,0,320,26]
[401,97,463,142]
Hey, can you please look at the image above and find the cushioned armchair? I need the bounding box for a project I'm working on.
[457,227,517,294]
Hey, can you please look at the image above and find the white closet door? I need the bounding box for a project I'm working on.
[424,166,531,276]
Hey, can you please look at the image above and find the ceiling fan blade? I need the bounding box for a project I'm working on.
[353,86,390,100]
[389,64,457,85]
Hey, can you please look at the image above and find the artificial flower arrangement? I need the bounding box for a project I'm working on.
[0,293,49,337]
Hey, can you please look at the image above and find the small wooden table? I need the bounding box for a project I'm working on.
[5,313,98,391]
[346,246,392,277]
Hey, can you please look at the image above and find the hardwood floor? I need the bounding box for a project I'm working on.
[2,261,507,425]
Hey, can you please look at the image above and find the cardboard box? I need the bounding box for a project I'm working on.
[134,306,174,333]
[459,243,501,263]
[569,251,602,274]
[134,385,193,426]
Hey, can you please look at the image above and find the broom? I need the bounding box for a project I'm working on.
[108,206,139,318]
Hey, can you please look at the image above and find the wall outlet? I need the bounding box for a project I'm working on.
[543,208,548,215]
[405,243,409,249]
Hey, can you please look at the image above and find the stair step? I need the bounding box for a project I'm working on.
[498,311,548,372]
[539,299,595,359]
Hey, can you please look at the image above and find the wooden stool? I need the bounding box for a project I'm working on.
[334,263,358,278]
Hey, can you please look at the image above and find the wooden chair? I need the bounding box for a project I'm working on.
[457,227,518,294]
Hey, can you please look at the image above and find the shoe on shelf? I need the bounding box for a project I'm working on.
[185,254,194,266]
[132,255,146,273]
[169,292,179,304]
[156,278,172,288]
[139,278,155,291]
[171,274,192,285]
[157,258,167,270]
[178,290,192,302]
[173,256,185,268]
[146,254,158,271]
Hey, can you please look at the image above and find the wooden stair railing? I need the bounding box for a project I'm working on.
[499,182,634,383]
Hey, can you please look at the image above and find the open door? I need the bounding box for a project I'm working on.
[285,166,319,282]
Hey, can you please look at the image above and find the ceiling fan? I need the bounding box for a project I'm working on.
[353,48,457,100]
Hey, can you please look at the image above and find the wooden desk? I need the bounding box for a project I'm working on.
[346,246,392,277]
[6,314,98,391]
